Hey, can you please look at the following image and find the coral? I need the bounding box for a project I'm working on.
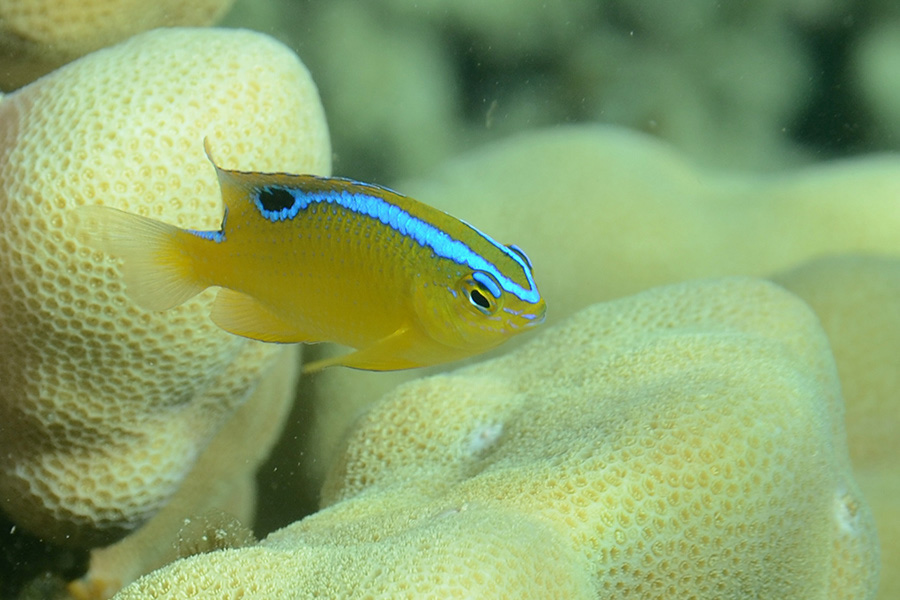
[278,128,896,598]
[70,345,299,598]
[293,125,900,497]
[774,256,900,600]
[0,0,237,89]
[396,126,900,309]
[0,27,329,549]
[172,510,257,559]
[114,278,878,599]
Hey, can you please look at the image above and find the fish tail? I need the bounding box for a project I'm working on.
[73,205,207,311]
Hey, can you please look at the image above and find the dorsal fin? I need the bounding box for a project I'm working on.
[203,138,258,216]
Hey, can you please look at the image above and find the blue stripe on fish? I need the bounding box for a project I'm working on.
[472,271,502,298]
[507,244,533,269]
[252,185,541,305]
[188,208,228,243]
[189,230,226,242]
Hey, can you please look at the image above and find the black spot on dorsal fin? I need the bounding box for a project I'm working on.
[257,186,296,213]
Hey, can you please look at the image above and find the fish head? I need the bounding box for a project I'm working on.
[414,268,547,358]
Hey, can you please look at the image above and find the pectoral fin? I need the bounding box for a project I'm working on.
[210,288,310,343]
[301,325,422,373]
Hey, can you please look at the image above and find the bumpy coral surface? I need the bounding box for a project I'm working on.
[0,27,329,548]
[72,345,300,598]
[295,124,900,494]
[115,278,878,599]
[774,256,900,600]
[0,0,237,89]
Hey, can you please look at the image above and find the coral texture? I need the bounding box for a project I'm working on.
[0,27,329,548]
[0,0,236,89]
[295,125,900,495]
[115,278,878,599]
[70,345,299,598]
[774,256,900,600]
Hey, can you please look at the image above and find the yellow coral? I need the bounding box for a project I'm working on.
[296,124,900,496]
[0,0,237,89]
[114,278,878,599]
[72,345,300,597]
[775,256,900,600]
[0,27,329,548]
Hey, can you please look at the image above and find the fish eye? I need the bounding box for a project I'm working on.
[469,287,491,310]
[459,276,498,316]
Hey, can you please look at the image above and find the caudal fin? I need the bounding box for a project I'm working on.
[73,205,206,311]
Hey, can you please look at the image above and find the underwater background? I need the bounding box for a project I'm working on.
[218,0,900,180]
[0,0,896,598]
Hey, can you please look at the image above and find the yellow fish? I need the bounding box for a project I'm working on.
[75,146,546,373]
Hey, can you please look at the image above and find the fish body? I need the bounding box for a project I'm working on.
[75,146,546,373]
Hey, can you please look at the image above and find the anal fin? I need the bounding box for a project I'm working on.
[302,325,421,374]
[210,289,309,343]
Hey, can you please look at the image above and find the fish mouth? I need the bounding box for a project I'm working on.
[525,303,547,327]
[504,302,547,330]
